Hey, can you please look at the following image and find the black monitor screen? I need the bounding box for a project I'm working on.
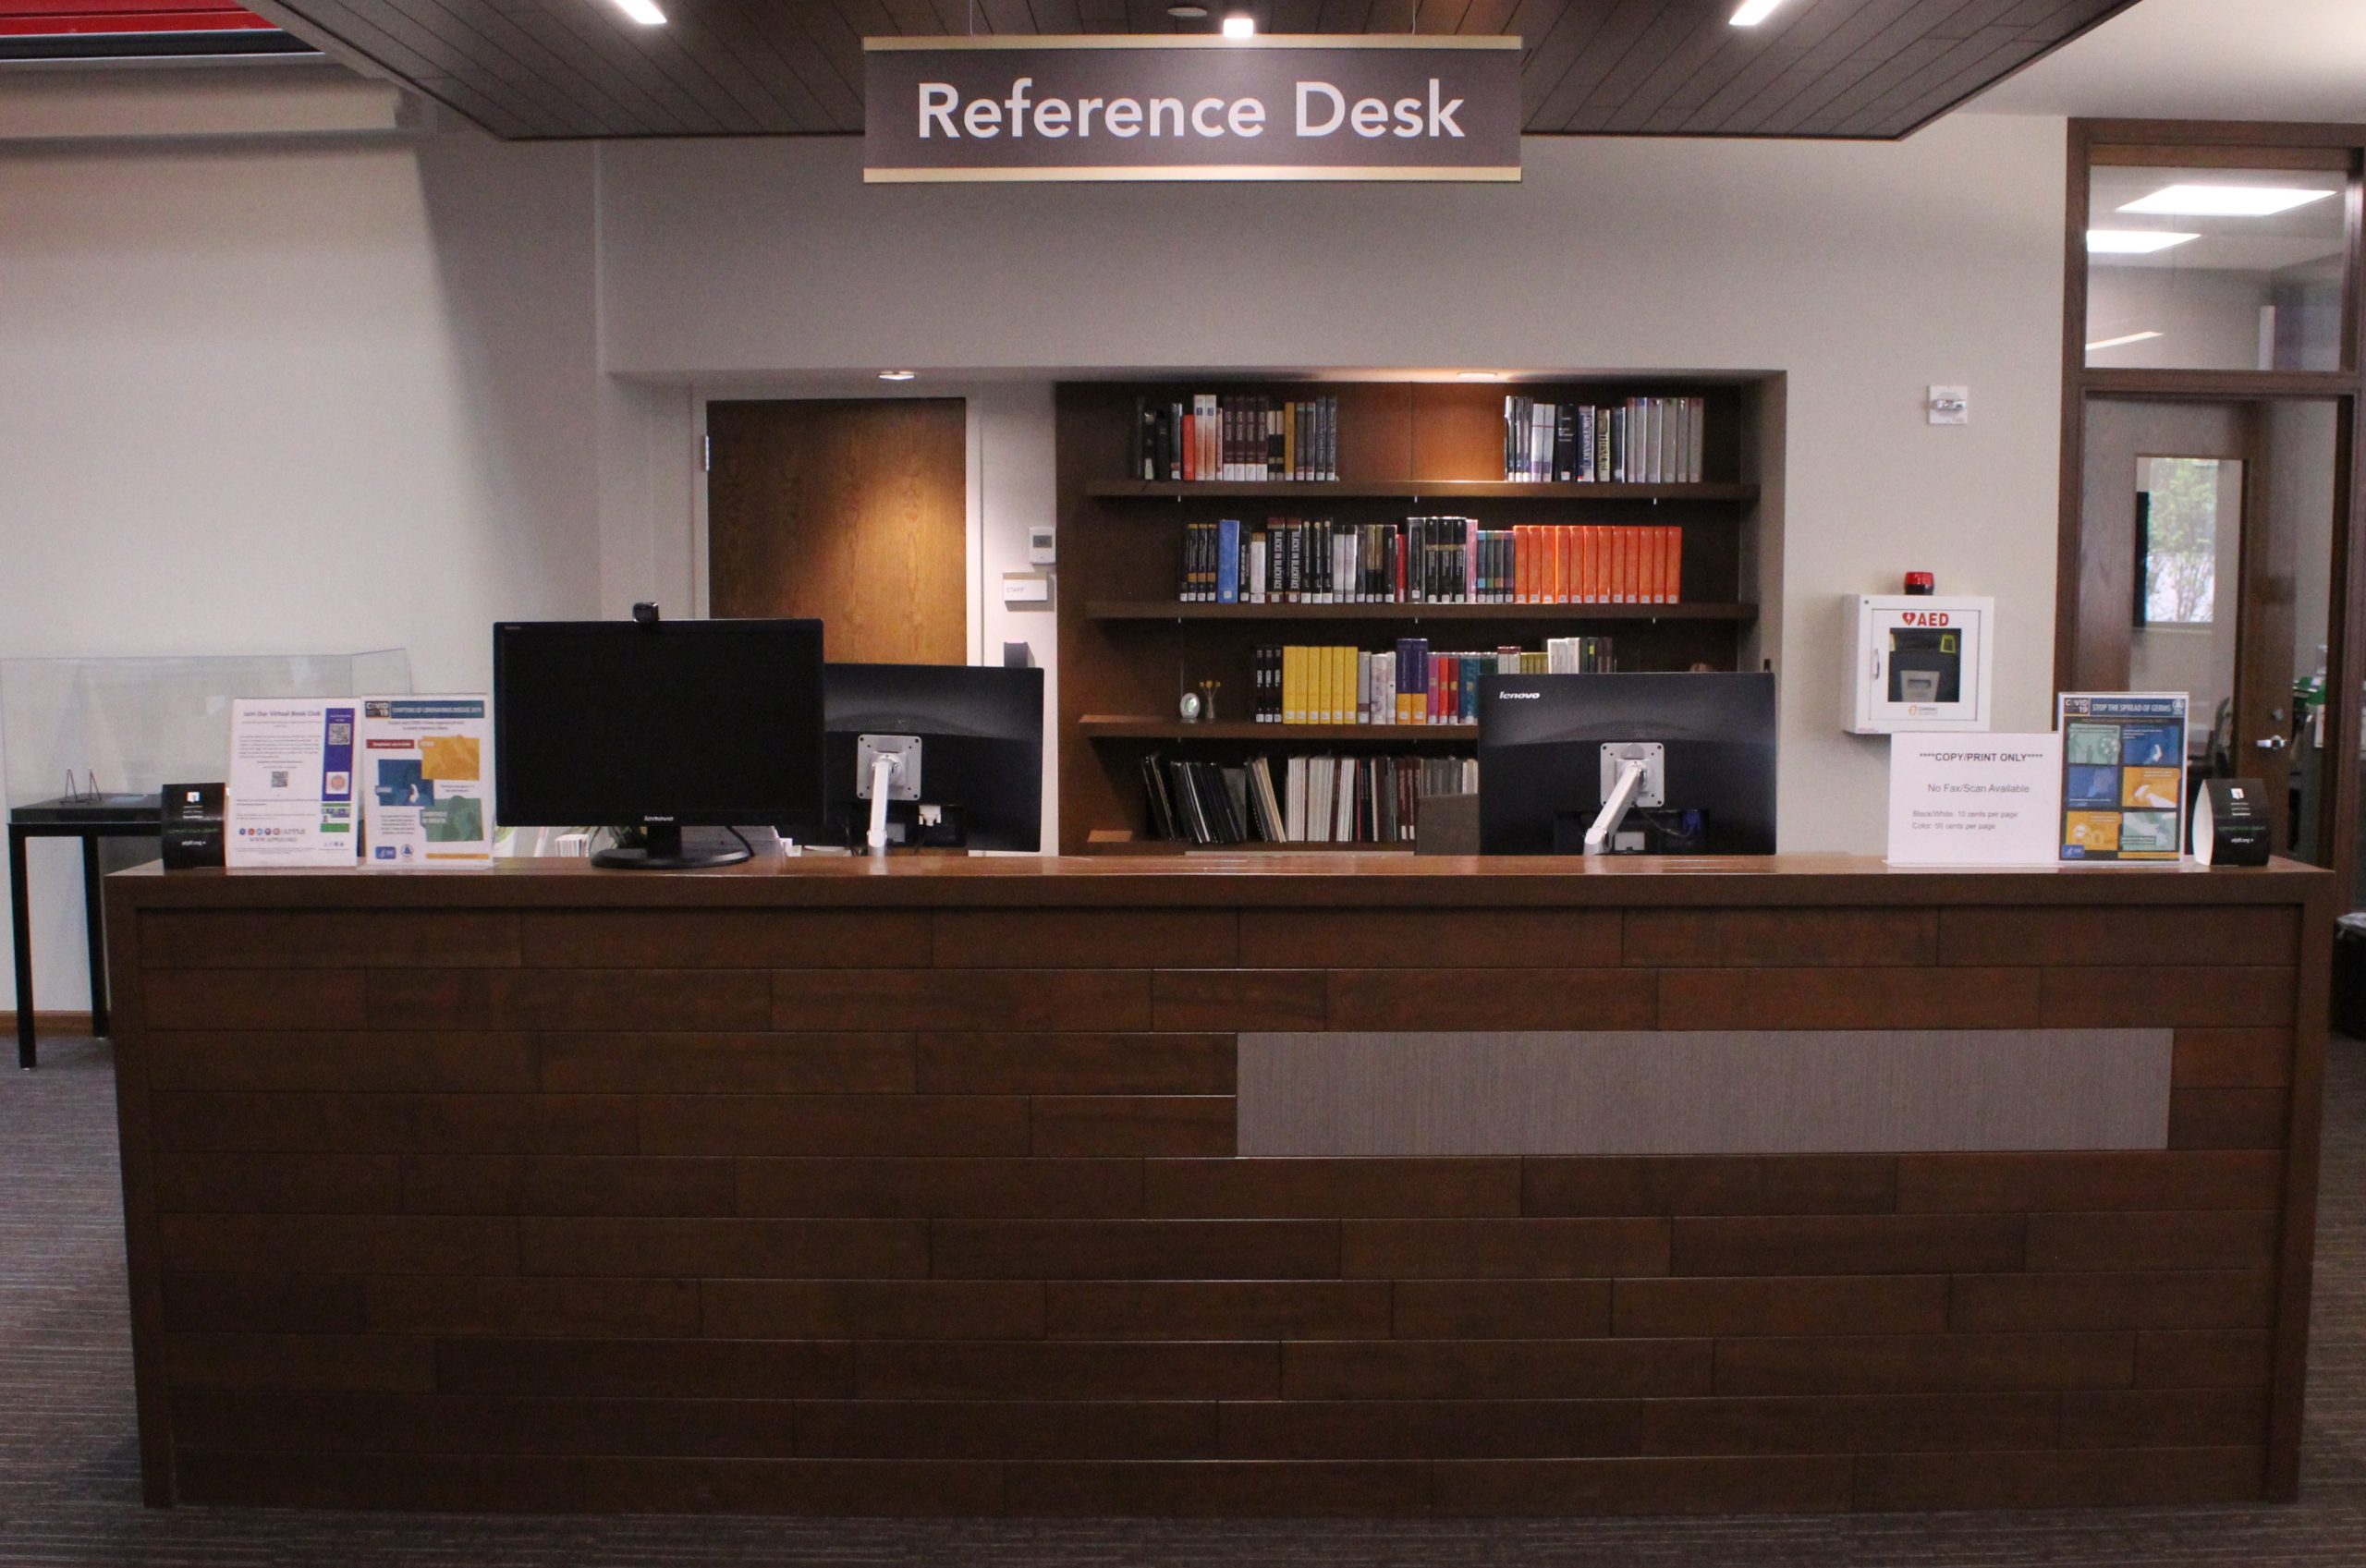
[1478,672,1777,856]
[494,618,825,829]
[821,662,1043,852]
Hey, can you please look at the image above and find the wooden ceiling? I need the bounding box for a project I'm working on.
[258,0,2144,141]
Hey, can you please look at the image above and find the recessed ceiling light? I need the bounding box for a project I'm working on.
[2086,229,2200,254]
[1457,371,1503,382]
[1222,14,1256,38]
[1729,0,1787,24]
[1166,4,1209,15]
[610,0,666,25]
[2086,330,2165,352]
[878,371,917,382]
[2119,184,2336,217]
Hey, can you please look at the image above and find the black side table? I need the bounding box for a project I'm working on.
[8,796,160,1070]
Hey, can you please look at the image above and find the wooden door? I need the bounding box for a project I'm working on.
[2079,396,2324,852]
[707,398,967,664]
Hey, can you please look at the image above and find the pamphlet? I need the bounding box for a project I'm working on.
[360,696,494,869]
[225,699,360,869]
[2056,691,2189,864]
[1885,732,2062,866]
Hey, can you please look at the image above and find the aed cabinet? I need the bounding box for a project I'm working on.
[1844,594,1994,734]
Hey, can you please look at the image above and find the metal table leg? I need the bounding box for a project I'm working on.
[81,833,109,1040]
[9,826,33,1070]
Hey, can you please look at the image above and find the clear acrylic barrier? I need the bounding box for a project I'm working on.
[1,650,410,808]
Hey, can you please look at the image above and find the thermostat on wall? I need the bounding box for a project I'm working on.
[1027,526,1056,565]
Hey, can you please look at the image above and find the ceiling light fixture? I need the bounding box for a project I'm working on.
[2085,331,2165,352]
[1222,14,1256,38]
[2085,229,2200,255]
[609,0,667,25]
[1166,4,1210,15]
[1729,0,1788,25]
[2119,184,2336,217]
[1457,371,1504,382]
[878,371,917,382]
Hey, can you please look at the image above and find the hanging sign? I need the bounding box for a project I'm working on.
[864,35,1522,184]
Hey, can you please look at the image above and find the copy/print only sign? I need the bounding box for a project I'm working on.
[864,35,1522,183]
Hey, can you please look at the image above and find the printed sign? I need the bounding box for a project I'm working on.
[864,35,1521,183]
[225,699,359,869]
[2056,692,2190,864]
[1885,733,2063,867]
[360,697,494,869]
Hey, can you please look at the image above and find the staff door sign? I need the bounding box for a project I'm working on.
[864,35,1522,184]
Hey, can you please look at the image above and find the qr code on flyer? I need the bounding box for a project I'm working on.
[269,771,289,789]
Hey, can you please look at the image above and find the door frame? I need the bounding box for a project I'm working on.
[2056,119,2366,910]
[689,382,988,666]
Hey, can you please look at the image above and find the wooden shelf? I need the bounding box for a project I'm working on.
[1087,600,1758,624]
[1079,716,1477,742]
[1086,479,1758,503]
[1085,830,1416,856]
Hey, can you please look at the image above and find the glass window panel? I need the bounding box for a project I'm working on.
[2086,164,2348,372]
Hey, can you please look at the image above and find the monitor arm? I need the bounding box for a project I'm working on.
[1584,759,1650,857]
[867,751,902,854]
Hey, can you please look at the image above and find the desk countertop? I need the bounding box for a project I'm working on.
[107,852,2330,911]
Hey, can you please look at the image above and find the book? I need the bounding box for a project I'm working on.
[1499,395,1710,483]
[1137,392,1345,483]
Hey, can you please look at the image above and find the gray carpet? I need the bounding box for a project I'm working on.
[4,1032,2363,1566]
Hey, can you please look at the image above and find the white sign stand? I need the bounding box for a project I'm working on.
[1886,733,2064,867]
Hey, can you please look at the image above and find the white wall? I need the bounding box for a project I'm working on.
[1,96,2078,1014]
[0,128,603,1014]
[595,115,2071,854]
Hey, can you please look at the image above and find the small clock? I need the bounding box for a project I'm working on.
[1178,691,1202,723]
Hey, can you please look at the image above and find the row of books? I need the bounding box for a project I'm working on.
[1180,518,1685,606]
[1505,395,1706,484]
[1143,752,1477,846]
[1255,638,1616,727]
[1136,394,1340,483]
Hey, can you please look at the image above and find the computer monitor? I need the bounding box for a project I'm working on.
[494,614,825,869]
[1478,672,1777,856]
[821,662,1043,853]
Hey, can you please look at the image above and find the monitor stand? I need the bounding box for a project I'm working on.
[591,823,750,870]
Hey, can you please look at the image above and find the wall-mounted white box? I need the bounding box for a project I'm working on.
[1844,594,1994,734]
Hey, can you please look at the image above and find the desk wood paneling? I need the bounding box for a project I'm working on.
[104,855,2330,1515]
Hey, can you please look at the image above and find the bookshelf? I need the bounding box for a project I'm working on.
[1079,716,1478,743]
[1087,480,1760,503]
[1086,600,1759,624]
[1055,377,1781,855]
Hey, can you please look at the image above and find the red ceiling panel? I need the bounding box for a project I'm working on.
[0,2,275,36]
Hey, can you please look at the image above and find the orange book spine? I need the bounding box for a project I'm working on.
[1665,525,1682,603]
[1581,527,1600,604]
[1555,527,1573,603]
[1641,524,1663,605]
[1618,525,1638,603]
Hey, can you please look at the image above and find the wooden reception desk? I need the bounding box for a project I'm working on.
[104,854,2330,1516]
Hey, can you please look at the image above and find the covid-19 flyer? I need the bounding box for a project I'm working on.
[359,697,494,869]
[2056,691,2190,864]
[225,699,360,869]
